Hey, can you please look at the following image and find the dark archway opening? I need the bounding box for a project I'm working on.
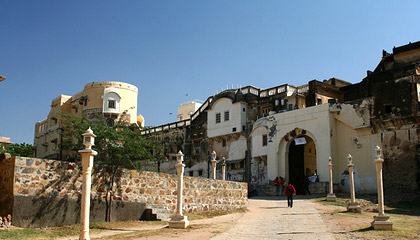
[288,141,305,194]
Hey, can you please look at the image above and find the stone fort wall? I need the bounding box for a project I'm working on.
[0,156,248,227]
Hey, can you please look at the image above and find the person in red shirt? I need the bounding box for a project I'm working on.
[285,182,296,208]
[272,177,279,185]
[278,177,284,196]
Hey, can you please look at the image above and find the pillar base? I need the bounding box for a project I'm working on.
[347,202,362,213]
[326,194,336,202]
[371,215,393,230]
[168,215,189,229]
[79,229,90,240]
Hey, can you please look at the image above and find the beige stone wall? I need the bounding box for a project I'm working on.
[3,157,248,216]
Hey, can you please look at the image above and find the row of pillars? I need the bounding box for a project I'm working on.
[326,146,393,230]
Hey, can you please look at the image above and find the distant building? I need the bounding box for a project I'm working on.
[177,101,202,121]
[0,136,11,150]
[34,81,143,160]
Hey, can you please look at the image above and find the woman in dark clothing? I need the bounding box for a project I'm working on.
[285,182,296,208]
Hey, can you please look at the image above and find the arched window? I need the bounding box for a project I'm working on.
[106,118,115,127]
[103,88,122,114]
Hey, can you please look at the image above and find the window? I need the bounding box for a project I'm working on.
[224,111,229,121]
[232,127,237,132]
[189,171,193,176]
[288,104,294,111]
[222,139,226,147]
[242,125,246,132]
[261,106,270,116]
[216,113,221,124]
[243,107,246,112]
[198,170,203,176]
[317,98,322,105]
[262,134,268,146]
[108,100,116,109]
[106,118,114,127]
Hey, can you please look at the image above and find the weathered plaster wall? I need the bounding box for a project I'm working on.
[332,100,379,193]
[0,156,248,227]
[381,128,419,195]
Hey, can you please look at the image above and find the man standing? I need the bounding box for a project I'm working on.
[285,182,296,208]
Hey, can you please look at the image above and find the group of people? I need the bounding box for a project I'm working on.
[0,214,12,228]
[272,177,296,208]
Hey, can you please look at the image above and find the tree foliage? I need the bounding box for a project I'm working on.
[62,114,164,170]
[0,143,33,157]
[61,114,165,221]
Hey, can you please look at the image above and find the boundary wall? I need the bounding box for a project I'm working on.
[0,156,248,227]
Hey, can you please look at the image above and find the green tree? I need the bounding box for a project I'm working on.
[0,143,33,157]
[62,114,165,221]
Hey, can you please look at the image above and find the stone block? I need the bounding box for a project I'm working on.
[347,202,362,213]
[371,215,393,230]
[326,194,336,202]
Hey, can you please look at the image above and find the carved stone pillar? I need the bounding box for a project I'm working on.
[346,154,361,213]
[371,146,393,230]
[326,157,336,201]
[169,151,189,228]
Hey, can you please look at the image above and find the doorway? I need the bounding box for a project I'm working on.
[288,136,316,195]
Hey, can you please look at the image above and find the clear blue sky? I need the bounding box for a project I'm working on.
[1,0,419,144]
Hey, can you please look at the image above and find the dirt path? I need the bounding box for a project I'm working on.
[211,196,334,240]
[56,197,341,240]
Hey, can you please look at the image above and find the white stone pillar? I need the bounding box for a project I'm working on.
[326,157,336,201]
[346,154,361,212]
[371,146,393,230]
[221,157,226,181]
[169,151,189,228]
[78,128,98,240]
[211,151,217,179]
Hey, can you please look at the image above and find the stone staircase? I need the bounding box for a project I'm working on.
[140,205,171,221]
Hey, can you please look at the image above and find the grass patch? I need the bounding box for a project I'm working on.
[0,225,80,240]
[311,196,347,207]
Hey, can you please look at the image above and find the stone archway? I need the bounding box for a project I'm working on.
[287,133,317,194]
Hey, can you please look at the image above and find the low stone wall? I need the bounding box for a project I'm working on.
[0,157,248,227]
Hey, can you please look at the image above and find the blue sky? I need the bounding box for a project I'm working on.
[1,0,419,144]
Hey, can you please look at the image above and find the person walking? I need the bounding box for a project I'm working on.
[285,182,296,208]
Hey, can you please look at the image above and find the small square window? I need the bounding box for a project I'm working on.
[198,170,203,176]
[317,98,322,105]
[216,113,221,123]
[262,134,268,146]
[232,127,237,132]
[224,111,229,121]
[189,171,193,176]
[108,100,116,109]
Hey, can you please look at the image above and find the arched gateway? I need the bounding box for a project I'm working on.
[283,129,317,194]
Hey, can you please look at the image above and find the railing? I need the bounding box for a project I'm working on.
[141,119,191,135]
